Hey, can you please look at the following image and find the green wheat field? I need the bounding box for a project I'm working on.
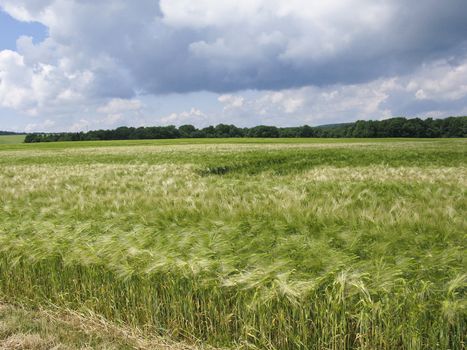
[0,135,25,144]
[0,138,465,349]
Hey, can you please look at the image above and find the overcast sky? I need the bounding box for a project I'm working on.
[1,1,467,132]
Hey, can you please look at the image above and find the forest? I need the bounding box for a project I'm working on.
[24,116,466,142]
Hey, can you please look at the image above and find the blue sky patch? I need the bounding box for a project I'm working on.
[0,10,47,50]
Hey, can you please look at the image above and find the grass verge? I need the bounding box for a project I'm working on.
[0,301,216,349]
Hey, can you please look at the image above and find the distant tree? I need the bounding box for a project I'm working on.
[114,126,132,140]
[299,125,315,137]
[424,118,440,138]
[179,124,197,138]
[401,118,425,137]
[441,116,466,137]
[201,126,216,138]
[23,116,467,143]
[247,125,280,138]
[352,120,376,137]
[213,124,244,137]
[279,127,300,138]
[24,134,39,143]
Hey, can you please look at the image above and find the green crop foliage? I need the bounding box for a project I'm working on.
[0,139,465,349]
[0,135,25,145]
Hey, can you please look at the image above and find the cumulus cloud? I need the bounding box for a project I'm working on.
[217,56,467,126]
[24,118,55,132]
[0,0,466,130]
[218,94,244,110]
[255,92,305,114]
[160,108,210,126]
[407,61,467,102]
[2,0,467,94]
[93,98,144,129]
[0,48,93,115]
[97,99,142,114]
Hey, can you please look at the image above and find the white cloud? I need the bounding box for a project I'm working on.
[0,48,93,115]
[283,98,304,114]
[221,58,467,126]
[92,98,144,129]
[0,50,34,110]
[97,98,142,114]
[103,114,125,125]
[256,92,304,115]
[24,118,55,132]
[160,108,210,126]
[218,94,244,110]
[69,118,90,132]
[160,0,266,28]
[407,60,467,101]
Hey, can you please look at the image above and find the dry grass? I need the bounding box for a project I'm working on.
[0,302,215,350]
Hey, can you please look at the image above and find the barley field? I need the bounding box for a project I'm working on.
[0,135,25,145]
[0,138,465,349]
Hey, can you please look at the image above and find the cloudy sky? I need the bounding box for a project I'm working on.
[0,1,467,132]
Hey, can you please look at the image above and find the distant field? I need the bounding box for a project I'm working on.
[2,136,458,149]
[0,134,25,144]
[0,139,465,349]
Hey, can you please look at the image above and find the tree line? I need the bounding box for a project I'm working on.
[24,116,466,143]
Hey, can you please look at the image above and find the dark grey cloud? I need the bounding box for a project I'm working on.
[2,0,467,95]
